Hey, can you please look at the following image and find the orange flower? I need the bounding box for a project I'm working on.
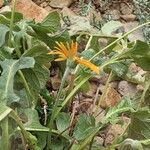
[48,41,99,74]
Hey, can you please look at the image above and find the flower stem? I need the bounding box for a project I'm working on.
[1,117,9,150]
[8,0,16,46]
[9,110,36,150]
[90,21,150,61]
[47,65,70,149]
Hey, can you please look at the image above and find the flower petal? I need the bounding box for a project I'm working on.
[71,41,77,56]
[56,42,69,57]
[75,57,99,74]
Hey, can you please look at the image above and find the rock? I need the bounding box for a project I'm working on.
[14,0,49,22]
[95,136,104,146]
[50,0,73,8]
[45,6,52,12]
[87,7,102,24]
[61,6,76,17]
[118,81,137,99]
[68,15,93,35]
[0,5,11,13]
[50,75,61,90]
[100,86,121,108]
[106,10,120,20]
[0,0,3,7]
[120,2,133,15]
[121,14,136,22]
[104,123,128,146]
[40,2,48,8]
[123,22,145,42]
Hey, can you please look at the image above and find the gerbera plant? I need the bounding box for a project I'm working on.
[47,40,100,149]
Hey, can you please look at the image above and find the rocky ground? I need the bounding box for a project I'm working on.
[0,0,149,147]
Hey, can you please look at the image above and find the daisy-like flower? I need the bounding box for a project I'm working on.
[48,41,99,74]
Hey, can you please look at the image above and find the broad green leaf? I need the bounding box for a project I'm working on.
[104,97,134,124]
[41,11,61,33]
[0,46,14,60]
[0,24,9,47]
[119,139,143,150]
[0,12,23,26]
[0,57,35,105]
[73,114,96,140]
[24,108,49,132]
[106,61,128,77]
[22,63,49,92]
[89,36,100,52]
[30,11,60,34]
[128,108,150,141]
[121,40,150,71]
[101,21,123,36]
[23,43,52,64]
[56,112,71,134]
[31,29,70,49]
[1,11,23,23]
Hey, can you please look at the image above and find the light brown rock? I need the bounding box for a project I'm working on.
[100,86,121,108]
[0,6,11,13]
[50,0,73,8]
[120,3,133,15]
[118,81,137,98]
[0,0,3,7]
[123,22,145,41]
[14,0,49,22]
[121,14,136,22]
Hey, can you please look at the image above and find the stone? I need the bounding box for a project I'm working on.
[61,6,76,17]
[45,6,52,12]
[120,2,133,15]
[14,0,49,22]
[100,86,121,108]
[121,14,136,22]
[50,0,73,8]
[118,81,137,99]
[123,22,145,42]
[0,5,11,13]
[108,10,120,20]
[0,0,3,7]
[40,2,48,8]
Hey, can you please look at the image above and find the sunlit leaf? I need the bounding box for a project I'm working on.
[0,57,35,105]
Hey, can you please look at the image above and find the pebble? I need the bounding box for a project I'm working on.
[121,14,136,22]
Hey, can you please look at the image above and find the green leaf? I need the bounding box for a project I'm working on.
[22,63,49,92]
[73,114,96,141]
[119,139,144,150]
[23,43,52,64]
[56,112,71,134]
[121,41,150,71]
[1,11,23,23]
[0,57,35,105]
[41,11,61,33]
[0,12,23,25]
[101,21,123,36]
[0,24,9,47]
[24,108,49,132]
[106,61,128,77]
[104,97,134,124]
[30,28,70,49]
[128,108,150,141]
